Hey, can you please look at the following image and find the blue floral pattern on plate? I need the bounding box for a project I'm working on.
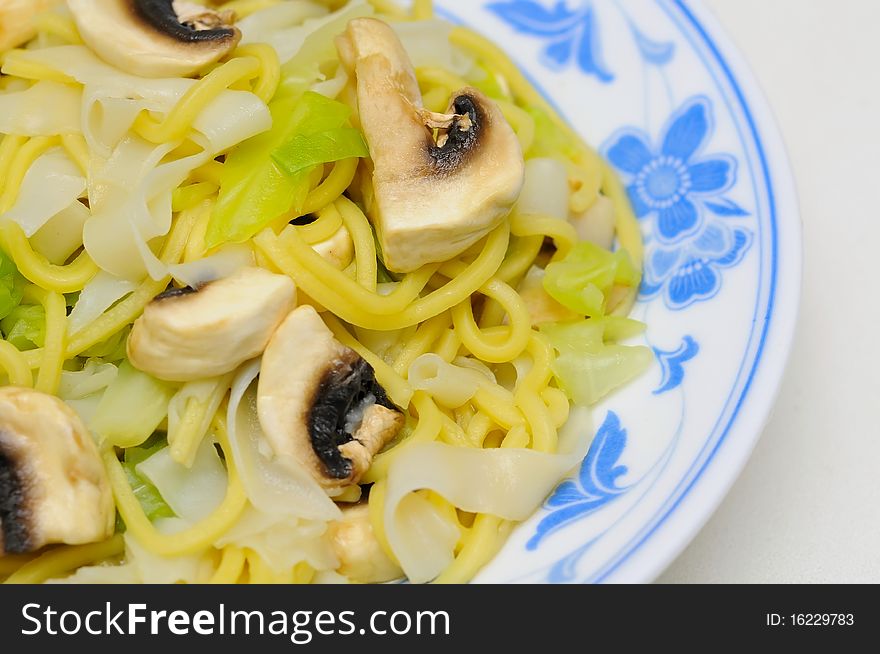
[605,97,738,243]
[653,336,700,394]
[487,1,614,80]
[487,0,678,80]
[527,412,632,550]
[432,0,791,584]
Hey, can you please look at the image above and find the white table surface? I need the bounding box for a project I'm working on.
[657,0,880,583]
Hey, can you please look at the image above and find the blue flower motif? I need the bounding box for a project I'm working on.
[527,412,631,550]
[653,336,699,395]
[487,1,614,82]
[641,222,752,310]
[604,97,739,243]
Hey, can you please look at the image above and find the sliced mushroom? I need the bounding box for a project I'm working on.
[337,18,524,273]
[67,0,241,78]
[257,305,404,490]
[0,0,62,52]
[327,503,402,583]
[570,194,615,251]
[128,266,296,382]
[0,387,114,555]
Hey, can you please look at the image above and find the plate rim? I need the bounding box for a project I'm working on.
[438,0,803,583]
[590,0,804,583]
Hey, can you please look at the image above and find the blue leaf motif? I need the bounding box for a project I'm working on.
[578,412,628,495]
[486,0,584,36]
[575,7,614,82]
[714,228,752,267]
[705,197,749,217]
[527,412,632,550]
[488,1,615,82]
[629,23,675,65]
[543,35,576,68]
[653,336,700,395]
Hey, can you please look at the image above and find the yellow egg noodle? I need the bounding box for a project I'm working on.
[0,0,646,585]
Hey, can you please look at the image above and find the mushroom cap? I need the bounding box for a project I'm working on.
[258,305,403,490]
[338,18,525,273]
[127,266,296,382]
[67,0,241,78]
[0,387,113,555]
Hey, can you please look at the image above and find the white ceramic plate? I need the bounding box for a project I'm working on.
[431,0,801,583]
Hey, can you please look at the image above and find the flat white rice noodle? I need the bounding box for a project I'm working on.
[83,136,206,280]
[0,81,82,136]
[227,361,341,521]
[393,20,474,75]
[384,406,592,583]
[30,200,90,265]
[169,243,254,288]
[67,271,137,335]
[138,440,227,523]
[1,147,85,236]
[191,91,272,154]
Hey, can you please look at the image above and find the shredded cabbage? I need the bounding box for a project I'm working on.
[0,251,25,321]
[392,20,474,74]
[275,0,374,95]
[541,318,653,406]
[121,435,176,523]
[543,241,640,318]
[57,358,119,424]
[1,304,44,350]
[137,439,226,523]
[207,93,367,248]
[90,361,176,448]
[517,157,570,221]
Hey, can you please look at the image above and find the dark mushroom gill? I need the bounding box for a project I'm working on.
[132,0,237,43]
[308,356,396,480]
[428,94,483,176]
[0,440,32,554]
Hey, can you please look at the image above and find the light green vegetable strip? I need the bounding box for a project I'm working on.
[541,318,653,406]
[272,126,368,177]
[525,105,580,160]
[1,304,44,350]
[121,434,175,525]
[543,241,640,318]
[90,361,176,448]
[206,92,368,248]
[0,250,25,321]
